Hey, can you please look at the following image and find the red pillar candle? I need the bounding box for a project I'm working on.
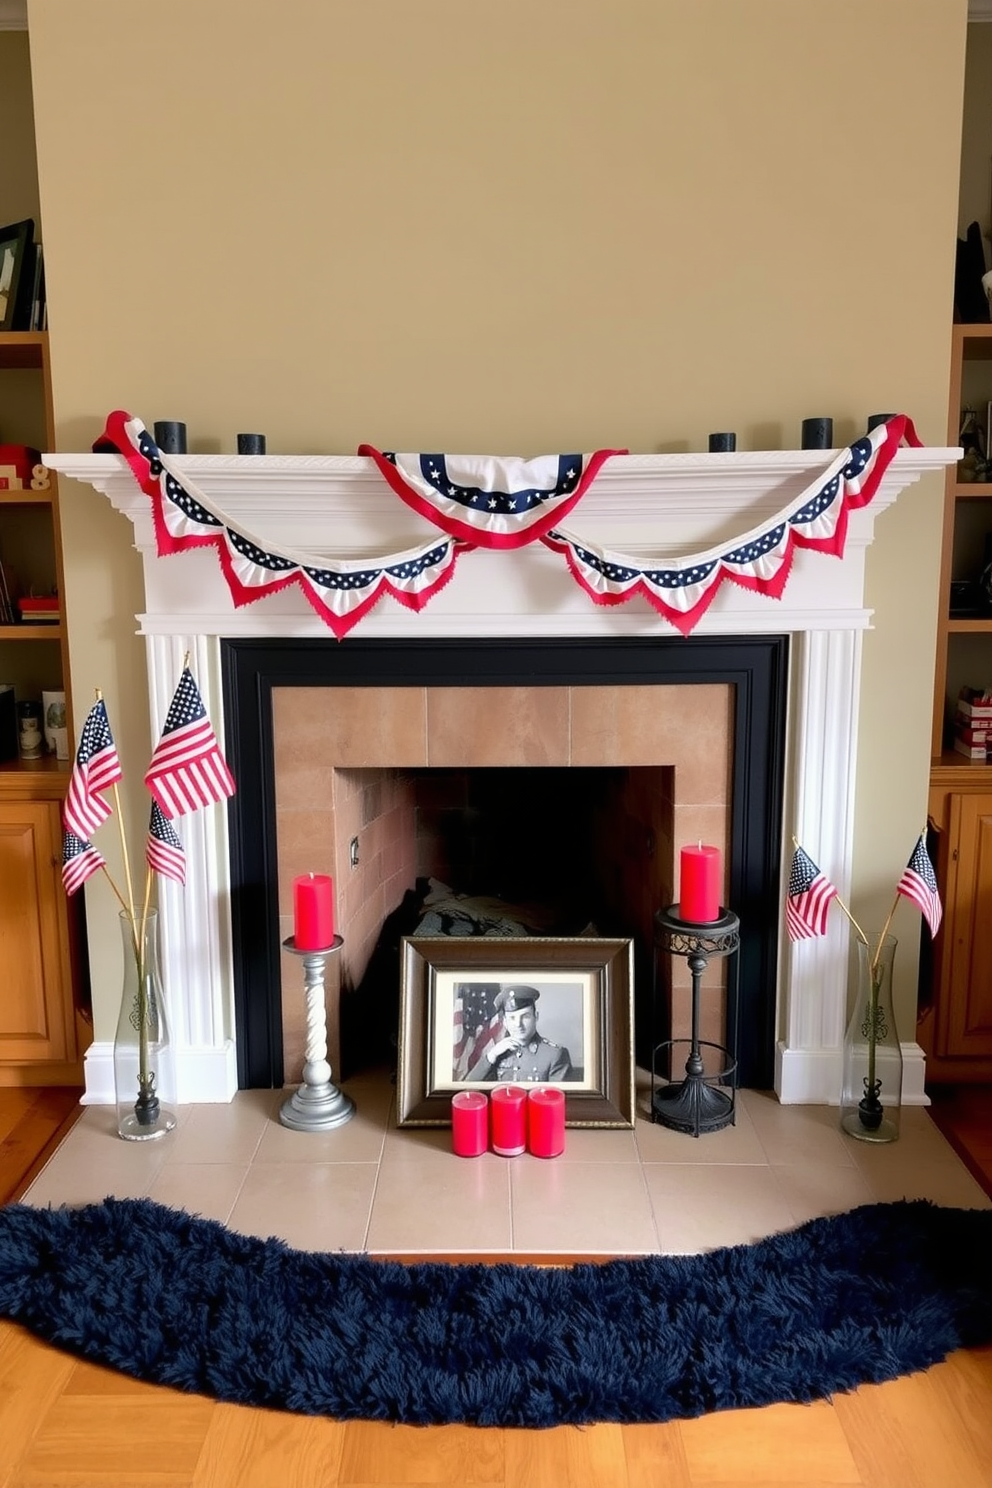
[679,843,721,923]
[293,873,335,949]
[490,1084,527,1157]
[451,1091,488,1157]
[527,1086,565,1158]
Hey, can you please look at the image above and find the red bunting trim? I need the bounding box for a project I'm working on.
[96,410,924,640]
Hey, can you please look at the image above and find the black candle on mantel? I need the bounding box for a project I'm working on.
[153,420,187,454]
[801,417,833,450]
[866,413,894,433]
[708,432,737,452]
[237,433,266,455]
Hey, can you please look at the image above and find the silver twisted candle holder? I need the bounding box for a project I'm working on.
[279,935,355,1131]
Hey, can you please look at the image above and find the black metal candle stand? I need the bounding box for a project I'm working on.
[651,906,740,1137]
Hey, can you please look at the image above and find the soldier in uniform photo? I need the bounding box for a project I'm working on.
[466,985,574,1082]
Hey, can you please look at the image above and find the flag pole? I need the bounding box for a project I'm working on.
[139,865,155,948]
[100,864,132,917]
[871,895,901,971]
[95,690,137,922]
[111,780,137,924]
[94,688,137,947]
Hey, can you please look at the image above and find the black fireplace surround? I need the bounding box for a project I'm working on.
[221,635,788,1092]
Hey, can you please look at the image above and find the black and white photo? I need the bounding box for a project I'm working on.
[396,936,635,1128]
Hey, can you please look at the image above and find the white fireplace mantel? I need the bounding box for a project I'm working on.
[46,444,958,1106]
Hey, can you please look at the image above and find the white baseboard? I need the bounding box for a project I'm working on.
[775,1041,930,1107]
[80,1041,239,1105]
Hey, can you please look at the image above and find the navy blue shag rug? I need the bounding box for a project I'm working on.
[0,1197,990,1428]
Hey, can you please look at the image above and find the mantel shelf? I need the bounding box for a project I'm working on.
[45,445,959,563]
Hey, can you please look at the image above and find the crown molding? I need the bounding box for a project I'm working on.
[0,0,26,31]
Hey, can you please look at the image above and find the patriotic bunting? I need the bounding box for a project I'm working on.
[100,412,463,640]
[96,410,922,642]
[145,667,236,818]
[357,447,622,549]
[545,415,921,635]
[62,699,123,841]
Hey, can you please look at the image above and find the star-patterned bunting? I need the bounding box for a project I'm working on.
[97,410,920,641]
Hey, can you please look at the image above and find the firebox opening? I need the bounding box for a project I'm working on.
[407,765,669,920]
[223,634,787,1096]
[334,765,674,1079]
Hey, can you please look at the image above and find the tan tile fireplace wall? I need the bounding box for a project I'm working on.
[273,682,732,1082]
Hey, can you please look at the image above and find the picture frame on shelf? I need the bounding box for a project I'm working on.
[396,936,635,1128]
[0,219,34,333]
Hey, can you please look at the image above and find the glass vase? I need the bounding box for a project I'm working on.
[840,932,902,1144]
[113,908,177,1141]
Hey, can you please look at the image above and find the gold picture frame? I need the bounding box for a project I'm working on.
[397,936,635,1128]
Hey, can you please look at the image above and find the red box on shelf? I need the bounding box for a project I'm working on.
[16,596,60,623]
[953,738,990,761]
[954,712,992,739]
[957,689,992,721]
[0,445,41,492]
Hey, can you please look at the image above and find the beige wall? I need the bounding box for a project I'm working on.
[0,29,40,228]
[20,0,968,1046]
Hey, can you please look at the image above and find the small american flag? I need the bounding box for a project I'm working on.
[786,845,838,940]
[61,830,106,896]
[897,833,942,938]
[453,985,501,1080]
[145,667,235,818]
[62,699,123,841]
[146,801,185,885]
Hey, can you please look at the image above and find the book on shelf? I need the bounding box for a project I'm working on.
[954,720,992,747]
[0,685,15,761]
[957,688,992,721]
[953,737,991,761]
[16,595,60,624]
[28,243,45,332]
[0,558,12,625]
[9,238,45,333]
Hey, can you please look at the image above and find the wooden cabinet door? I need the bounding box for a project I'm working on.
[941,792,992,1059]
[0,799,73,1064]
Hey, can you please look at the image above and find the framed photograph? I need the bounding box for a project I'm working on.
[397,936,635,1128]
[0,220,34,333]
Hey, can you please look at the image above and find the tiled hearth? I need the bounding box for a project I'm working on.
[22,1071,990,1257]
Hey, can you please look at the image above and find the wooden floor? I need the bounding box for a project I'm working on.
[925,1084,992,1200]
[0,1085,84,1207]
[1,1088,991,1488]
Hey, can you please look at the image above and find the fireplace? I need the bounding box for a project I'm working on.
[224,634,787,1091]
[47,437,956,1106]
